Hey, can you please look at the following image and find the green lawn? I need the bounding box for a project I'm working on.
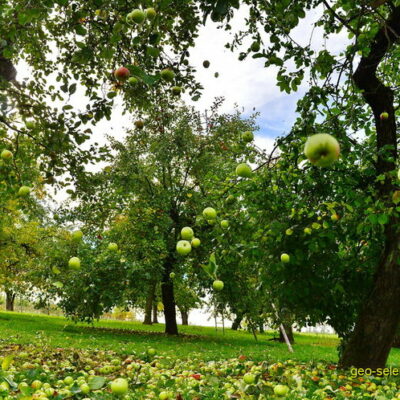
[1,311,399,365]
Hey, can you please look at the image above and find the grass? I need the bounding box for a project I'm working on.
[1,311,400,365]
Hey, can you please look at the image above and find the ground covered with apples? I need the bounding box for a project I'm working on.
[1,312,400,399]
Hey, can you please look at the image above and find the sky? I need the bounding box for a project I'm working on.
[15,5,348,328]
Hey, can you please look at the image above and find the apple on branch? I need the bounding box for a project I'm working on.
[304,133,340,167]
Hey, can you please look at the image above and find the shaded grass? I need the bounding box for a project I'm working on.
[1,311,399,365]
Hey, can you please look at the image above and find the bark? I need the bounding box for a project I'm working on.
[231,314,242,330]
[339,6,400,369]
[279,324,294,344]
[161,256,178,335]
[152,301,159,324]
[0,55,17,82]
[181,310,189,325]
[5,290,15,312]
[143,282,156,325]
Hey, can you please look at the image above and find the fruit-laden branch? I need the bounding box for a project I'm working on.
[352,6,400,186]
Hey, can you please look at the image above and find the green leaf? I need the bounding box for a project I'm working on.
[88,376,106,390]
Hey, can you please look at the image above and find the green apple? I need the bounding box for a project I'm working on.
[145,7,156,20]
[31,380,43,389]
[147,348,156,356]
[304,133,340,167]
[243,373,256,384]
[1,149,13,160]
[273,384,289,396]
[207,219,216,225]
[18,186,31,197]
[128,77,138,84]
[191,238,201,248]
[181,227,194,240]
[203,207,217,220]
[280,253,290,263]
[108,242,118,251]
[72,230,83,242]
[380,111,389,120]
[45,387,55,396]
[203,60,210,68]
[235,163,252,178]
[169,272,175,279]
[331,214,339,222]
[127,9,146,24]
[176,240,192,256]
[134,120,144,129]
[242,131,254,142]
[285,228,293,235]
[304,227,312,235]
[110,378,128,395]
[213,280,224,291]
[64,376,74,385]
[220,220,229,229]
[159,391,171,400]
[171,86,182,96]
[114,67,130,81]
[160,69,175,82]
[68,257,81,270]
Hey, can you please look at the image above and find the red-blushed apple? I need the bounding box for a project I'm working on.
[304,133,340,167]
[1,149,13,160]
[110,378,128,396]
[181,227,194,240]
[176,240,192,256]
[281,253,290,263]
[145,7,156,20]
[191,238,201,248]
[380,111,389,120]
[203,207,217,220]
[236,163,252,178]
[274,384,289,396]
[114,67,130,81]
[242,131,254,142]
[213,280,224,291]
[108,242,118,251]
[331,214,340,222]
[160,69,175,82]
[68,257,81,270]
[127,9,146,24]
[18,186,31,197]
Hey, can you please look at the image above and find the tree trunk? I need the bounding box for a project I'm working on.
[279,324,294,344]
[339,6,400,369]
[143,282,156,325]
[161,256,178,335]
[152,302,158,324]
[5,290,15,312]
[181,310,189,325]
[231,314,242,330]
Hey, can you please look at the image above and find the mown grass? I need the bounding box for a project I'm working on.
[1,311,400,365]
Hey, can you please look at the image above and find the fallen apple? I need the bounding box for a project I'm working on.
[110,378,129,395]
[274,384,289,396]
[243,373,256,384]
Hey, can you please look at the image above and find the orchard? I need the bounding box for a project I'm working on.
[1,0,400,399]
